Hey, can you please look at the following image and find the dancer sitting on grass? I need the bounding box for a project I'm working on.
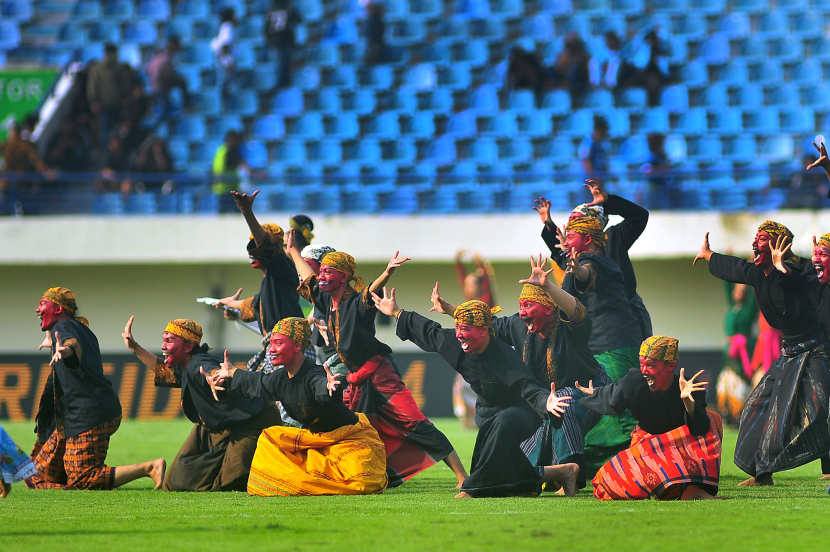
[1,423,36,497]
[123,316,281,491]
[694,222,830,487]
[286,232,468,488]
[579,335,723,500]
[429,256,609,490]
[28,288,165,491]
[203,317,388,497]
[374,291,578,498]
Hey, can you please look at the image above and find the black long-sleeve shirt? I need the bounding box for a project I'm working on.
[709,252,823,344]
[491,303,607,390]
[395,310,561,428]
[580,368,710,436]
[228,359,357,433]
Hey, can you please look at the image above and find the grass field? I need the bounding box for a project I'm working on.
[1,418,828,551]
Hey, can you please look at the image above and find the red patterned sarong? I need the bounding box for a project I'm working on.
[592,411,723,500]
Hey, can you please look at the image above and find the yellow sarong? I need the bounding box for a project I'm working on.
[247,412,388,496]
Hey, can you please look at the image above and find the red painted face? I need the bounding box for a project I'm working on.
[36,298,61,331]
[249,255,264,270]
[304,258,321,275]
[455,323,489,354]
[565,230,592,255]
[567,212,583,224]
[269,332,301,367]
[639,356,675,392]
[161,332,194,368]
[751,231,773,269]
[813,245,830,285]
[318,265,350,293]
[518,299,556,335]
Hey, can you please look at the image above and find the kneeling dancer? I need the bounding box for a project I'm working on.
[580,335,723,500]
[205,317,388,496]
[123,317,281,491]
[28,288,164,490]
[374,292,578,497]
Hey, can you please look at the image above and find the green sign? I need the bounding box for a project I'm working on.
[0,68,60,140]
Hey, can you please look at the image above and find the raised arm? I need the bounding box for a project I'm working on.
[602,192,649,250]
[232,190,267,247]
[806,140,830,189]
[286,228,315,281]
[122,316,160,369]
[678,368,711,436]
[519,255,579,319]
[429,281,458,318]
[368,251,411,295]
[692,232,714,267]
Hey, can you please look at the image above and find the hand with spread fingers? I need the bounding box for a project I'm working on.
[371,286,402,318]
[429,282,456,316]
[574,380,594,396]
[215,287,244,309]
[692,232,713,266]
[519,254,555,288]
[50,331,73,366]
[200,366,226,401]
[231,189,259,213]
[533,196,553,228]
[556,224,570,255]
[806,141,830,174]
[323,364,340,396]
[385,250,411,275]
[770,234,793,275]
[546,383,571,417]
[679,368,708,401]
[584,179,608,206]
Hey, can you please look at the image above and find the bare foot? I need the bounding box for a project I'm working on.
[0,481,10,498]
[819,474,830,480]
[455,480,464,489]
[543,463,579,497]
[454,491,475,499]
[738,475,774,487]
[680,485,722,500]
[149,458,166,490]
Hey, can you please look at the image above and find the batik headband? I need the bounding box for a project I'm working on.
[518,284,556,308]
[639,335,679,362]
[321,251,366,292]
[453,300,502,329]
[757,220,796,262]
[290,216,314,243]
[301,244,336,263]
[165,319,203,344]
[566,217,607,248]
[42,287,89,326]
[272,317,312,351]
[818,233,830,250]
[572,203,609,230]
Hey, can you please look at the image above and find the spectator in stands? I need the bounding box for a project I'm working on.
[0,121,55,215]
[45,119,91,173]
[642,132,674,207]
[365,1,386,65]
[146,36,191,127]
[87,43,131,153]
[506,46,546,106]
[119,64,150,151]
[265,0,301,89]
[589,31,624,90]
[212,8,237,106]
[623,26,673,107]
[212,130,250,212]
[550,33,590,108]
[578,116,610,182]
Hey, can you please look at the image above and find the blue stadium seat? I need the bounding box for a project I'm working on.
[291,67,321,90]
[402,112,436,139]
[103,0,134,21]
[507,90,536,113]
[692,0,726,14]
[89,21,120,42]
[538,0,573,14]
[251,64,277,91]
[167,138,190,171]
[734,0,767,12]
[482,112,518,138]
[443,161,476,186]
[446,110,478,139]
[272,88,303,116]
[190,139,222,171]
[454,0,490,18]
[521,14,554,41]
[468,85,500,115]
[791,59,822,84]
[125,194,161,216]
[655,0,688,12]
[735,83,764,110]
[228,90,258,116]
[411,0,442,18]
[539,137,577,167]
[468,138,499,163]
[180,43,213,69]
[492,0,525,17]
[711,107,743,135]
[137,0,170,21]
[620,135,650,165]
[391,19,427,45]
[584,89,614,111]
[212,0,246,18]
[383,0,408,18]
[175,0,208,18]
[292,113,324,139]
[173,116,207,141]
[327,113,360,140]
[641,107,670,133]
[780,106,814,133]
[725,135,757,164]
[793,12,822,38]
[561,110,594,137]
[94,193,125,215]
[700,83,728,109]
[681,59,708,89]
[720,12,751,39]
[386,138,418,164]
[324,65,354,89]
[426,136,457,166]
[403,64,437,91]
[517,112,553,137]
[237,15,264,44]
[734,164,770,193]
[361,163,397,190]
[738,35,766,63]
[612,0,644,15]
[198,88,221,116]
[674,13,706,40]
[574,0,610,14]
[540,90,572,116]
[252,114,285,141]
[210,115,243,138]
[70,0,98,21]
[326,17,359,44]
[470,18,505,41]
[769,83,801,107]
[307,40,340,67]
[308,139,343,166]
[385,89,415,114]
[771,36,802,63]
[711,187,748,211]
[342,89,376,115]
[751,59,784,86]
[274,140,307,166]
[562,13,591,37]
[243,140,268,169]
[363,65,394,89]
[618,88,648,113]
[596,13,626,37]
[665,134,688,162]
[436,18,469,40]
[233,45,256,70]
[298,0,323,21]
[688,136,723,164]
[178,65,202,91]
[500,137,533,163]
[757,11,788,38]
[56,24,85,47]
[352,139,382,164]
[607,109,631,138]
[718,59,749,89]
[124,21,158,45]
[367,112,400,140]
[383,187,420,214]
[753,189,786,209]
[699,33,730,65]
[308,88,341,114]
[745,107,780,135]
[804,83,830,111]
[777,0,806,10]
[455,40,489,67]
[164,20,193,42]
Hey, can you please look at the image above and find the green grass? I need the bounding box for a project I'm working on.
[2,419,828,551]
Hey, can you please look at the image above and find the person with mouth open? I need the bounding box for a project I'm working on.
[286,237,469,489]
[203,317,389,497]
[578,335,724,500]
[122,316,281,491]
[27,288,165,491]
[374,291,579,498]
[428,255,610,492]
[694,221,830,487]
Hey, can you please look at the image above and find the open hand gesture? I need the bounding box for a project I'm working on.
[371,286,401,318]
[546,383,571,417]
[312,317,330,346]
[806,141,830,172]
[215,288,243,308]
[770,234,793,274]
[429,282,455,315]
[200,366,226,401]
[385,251,411,276]
[39,332,52,350]
[123,315,137,351]
[584,179,608,206]
[323,364,340,396]
[285,228,297,253]
[231,189,259,213]
[692,232,712,266]
[49,332,72,367]
[519,254,554,288]
[679,368,707,401]
[574,380,594,396]
[533,196,553,226]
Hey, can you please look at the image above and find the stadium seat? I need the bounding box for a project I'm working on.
[561,110,595,137]
[745,107,780,135]
[720,12,750,39]
[367,112,401,140]
[386,139,418,164]
[173,116,207,141]
[517,112,553,137]
[619,135,650,165]
[757,11,788,38]
[274,140,307,166]
[751,59,784,86]
[700,83,729,109]
[655,0,688,13]
[252,114,285,141]
[507,90,536,114]
[426,136,457,166]
[243,140,268,169]
[307,41,340,67]
[411,0,442,18]
[89,21,120,43]
[436,17,469,40]
[734,0,766,12]
[538,0,573,14]
[584,89,614,111]
[342,89,377,115]
[769,83,801,108]
[403,64,437,91]
[308,139,343,166]
[681,59,708,89]
[446,110,478,138]
[499,137,533,163]
[606,109,631,138]
[351,139,382,164]
[612,0,644,15]
[692,0,726,14]
[402,112,436,139]
[327,113,359,140]
[291,113,324,139]
[93,193,125,215]
[56,24,86,47]
[454,40,489,68]
[780,106,814,133]
[210,115,243,138]
[227,90,258,116]
[771,36,802,63]
[641,107,670,133]
[791,59,822,85]
[137,0,170,21]
[699,33,730,65]
[175,0,208,18]
[738,35,767,63]
[212,0,246,18]
[777,0,806,10]
[70,1,98,21]
[710,107,743,135]
[326,17,359,44]
[103,0,134,21]
[383,187,420,214]
[718,59,749,89]
[725,135,758,164]
[803,83,830,111]
[272,88,303,116]
[688,136,723,164]
[540,90,572,116]
[307,88,340,114]
[298,0,323,21]
[363,65,394,89]
[521,14,554,41]
[482,112,518,138]
[793,12,822,38]
[735,83,764,110]
[664,134,688,162]
[470,18,506,41]
[674,13,707,41]
[660,85,689,113]
[540,137,577,168]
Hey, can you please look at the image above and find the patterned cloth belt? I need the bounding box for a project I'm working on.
[781,338,825,357]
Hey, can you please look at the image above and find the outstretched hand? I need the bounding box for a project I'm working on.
[806,141,830,172]
[323,364,340,396]
[533,196,553,226]
[371,286,401,318]
[123,315,137,351]
[200,366,226,401]
[49,332,72,367]
[546,383,571,417]
[770,234,793,274]
[584,179,608,206]
[231,189,259,212]
[313,317,330,346]
[574,380,594,396]
[385,251,411,275]
[692,232,712,266]
[215,288,243,308]
[519,254,554,288]
[679,368,708,401]
[286,228,297,253]
[429,282,455,315]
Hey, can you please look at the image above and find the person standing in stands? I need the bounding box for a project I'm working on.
[212,131,250,212]
[87,43,131,154]
[578,116,610,183]
[365,1,386,64]
[146,36,191,127]
[265,0,300,89]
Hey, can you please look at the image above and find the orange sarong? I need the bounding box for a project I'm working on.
[247,412,388,497]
